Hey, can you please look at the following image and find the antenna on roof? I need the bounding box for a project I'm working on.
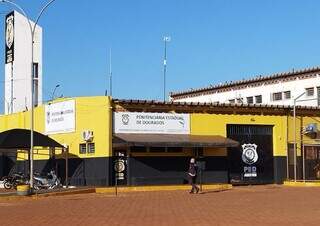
[108,48,112,97]
[163,36,171,102]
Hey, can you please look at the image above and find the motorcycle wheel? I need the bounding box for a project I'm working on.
[33,185,40,191]
[4,181,12,190]
[33,183,41,191]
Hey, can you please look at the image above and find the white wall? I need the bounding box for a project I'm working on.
[4,11,42,114]
[173,74,320,106]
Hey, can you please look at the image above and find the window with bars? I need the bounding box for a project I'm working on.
[306,87,314,96]
[33,63,39,107]
[283,91,291,99]
[246,96,253,104]
[79,143,86,154]
[79,142,95,154]
[255,95,262,103]
[88,143,95,153]
[272,92,282,101]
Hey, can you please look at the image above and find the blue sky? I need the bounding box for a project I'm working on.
[1,0,320,104]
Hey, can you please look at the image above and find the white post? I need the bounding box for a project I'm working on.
[302,144,305,181]
[293,92,305,182]
[293,99,297,182]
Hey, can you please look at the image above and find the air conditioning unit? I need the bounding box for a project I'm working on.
[303,123,317,135]
[82,130,94,141]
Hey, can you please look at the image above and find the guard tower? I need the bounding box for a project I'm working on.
[4,10,42,114]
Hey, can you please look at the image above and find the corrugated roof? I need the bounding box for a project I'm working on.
[170,66,320,98]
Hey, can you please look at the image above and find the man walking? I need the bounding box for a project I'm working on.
[188,158,199,194]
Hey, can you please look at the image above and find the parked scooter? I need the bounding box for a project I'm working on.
[2,172,28,190]
[33,170,62,190]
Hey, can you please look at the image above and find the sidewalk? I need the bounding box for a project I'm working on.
[1,185,320,226]
[96,183,232,193]
[0,183,232,200]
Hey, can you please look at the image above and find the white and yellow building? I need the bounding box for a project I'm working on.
[0,96,319,186]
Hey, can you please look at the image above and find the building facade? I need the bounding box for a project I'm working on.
[170,67,320,107]
[0,96,319,186]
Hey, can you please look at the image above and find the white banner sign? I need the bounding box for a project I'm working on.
[45,100,76,134]
[114,112,190,134]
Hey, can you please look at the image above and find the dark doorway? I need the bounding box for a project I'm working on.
[304,145,320,180]
[227,125,274,184]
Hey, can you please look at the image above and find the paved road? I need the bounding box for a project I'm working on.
[0,185,320,226]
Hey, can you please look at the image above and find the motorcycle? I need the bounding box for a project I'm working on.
[2,172,28,190]
[33,170,62,190]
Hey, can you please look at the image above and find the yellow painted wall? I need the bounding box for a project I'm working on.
[0,96,112,160]
[2,95,320,161]
[190,113,288,156]
[286,115,320,156]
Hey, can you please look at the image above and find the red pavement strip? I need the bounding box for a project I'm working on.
[0,185,320,226]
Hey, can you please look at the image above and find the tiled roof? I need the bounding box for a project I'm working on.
[113,98,320,112]
[170,66,320,98]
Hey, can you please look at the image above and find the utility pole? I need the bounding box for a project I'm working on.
[109,48,112,97]
[293,91,305,182]
[163,36,170,102]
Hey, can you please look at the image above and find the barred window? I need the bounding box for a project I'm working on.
[272,92,282,101]
[284,91,291,99]
[79,143,86,154]
[88,143,95,153]
[255,95,262,103]
[306,87,314,96]
[246,96,253,104]
[79,143,95,154]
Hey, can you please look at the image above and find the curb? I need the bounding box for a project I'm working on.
[96,184,232,193]
[0,184,232,200]
[0,188,96,201]
[283,181,320,187]
[33,188,96,197]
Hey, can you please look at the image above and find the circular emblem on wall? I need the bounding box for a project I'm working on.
[6,15,14,49]
[241,143,258,165]
[114,160,125,173]
[122,114,129,125]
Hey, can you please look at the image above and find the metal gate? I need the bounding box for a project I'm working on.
[303,145,320,180]
[227,125,274,184]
